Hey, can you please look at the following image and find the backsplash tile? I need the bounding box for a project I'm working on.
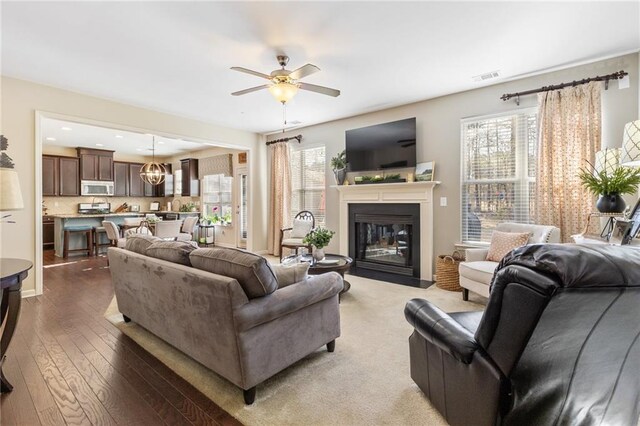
[42,196,200,215]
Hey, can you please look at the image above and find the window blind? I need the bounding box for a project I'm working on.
[202,173,233,223]
[461,108,537,243]
[291,146,326,226]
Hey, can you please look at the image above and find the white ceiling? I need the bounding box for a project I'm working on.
[3,2,639,134]
[41,117,208,157]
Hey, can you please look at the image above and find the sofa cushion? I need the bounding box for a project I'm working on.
[486,231,531,262]
[459,261,497,286]
[189,248,278,299]
[146,241,197,266]
[125,234,162,255]
[271,262,310,288]
[291,219,313,238]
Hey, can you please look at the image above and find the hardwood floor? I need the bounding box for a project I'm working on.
[0,250,241,426]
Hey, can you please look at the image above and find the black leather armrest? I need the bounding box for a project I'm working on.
[404,298,480,364]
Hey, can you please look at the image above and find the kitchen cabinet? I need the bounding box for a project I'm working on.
[42,155,79,196]
[181,158,199,196]
[43,216,55,250]
[114,161,129,196]
[144,180,154,197]
[77,148,114,181]
[42,155,59,196]
[155,163,173,197]
[59,157,80,196]
[128,163,144,197]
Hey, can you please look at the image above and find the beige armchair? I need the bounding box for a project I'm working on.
[279,210,315,259]
[154,220,183,240]
[459,222,561,300]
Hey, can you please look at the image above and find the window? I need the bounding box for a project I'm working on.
[291,146,326,226]
[202,174,233,224]
[461,108,537,243]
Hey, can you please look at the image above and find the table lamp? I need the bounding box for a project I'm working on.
[0,169,24,212]
[620,120,640,167]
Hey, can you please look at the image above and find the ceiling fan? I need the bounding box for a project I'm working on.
[231,55,340,104]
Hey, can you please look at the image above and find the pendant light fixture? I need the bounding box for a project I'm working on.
[140,135,166,185]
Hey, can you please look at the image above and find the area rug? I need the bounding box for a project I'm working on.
[105,273,486,425]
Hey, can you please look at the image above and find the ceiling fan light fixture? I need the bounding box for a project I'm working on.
[268,82,299,104]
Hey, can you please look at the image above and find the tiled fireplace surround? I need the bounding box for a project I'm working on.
[335,181,439,281]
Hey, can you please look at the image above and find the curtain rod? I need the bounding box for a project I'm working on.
[500,70,628,104]
[266,135,302,146]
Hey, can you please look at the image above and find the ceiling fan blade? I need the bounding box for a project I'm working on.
[289,64,320,80]
[231,84,270,96]
[299,82,340,97]
[230,67,272,80]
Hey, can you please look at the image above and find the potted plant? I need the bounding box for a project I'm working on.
[330,150,347,185]
[303,227,336,261]
[579,163,640,213]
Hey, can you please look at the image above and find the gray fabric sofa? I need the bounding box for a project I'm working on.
[108,241,343,404]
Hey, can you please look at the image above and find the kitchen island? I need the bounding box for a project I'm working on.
[49,213,144,258]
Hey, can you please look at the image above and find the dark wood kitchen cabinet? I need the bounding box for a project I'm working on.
[42,155,59,196]
[128,163,144,197]
[155,163,173,197]
[43,216,55,250]
[77,148,114,181]
[113,161,129,196]
[181,158,199,196]
[42,155,79,196]
[59,157,80,196]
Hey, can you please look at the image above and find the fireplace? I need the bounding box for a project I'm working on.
[349,204,420,277]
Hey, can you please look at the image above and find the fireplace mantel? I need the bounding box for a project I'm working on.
[333,181,440,280]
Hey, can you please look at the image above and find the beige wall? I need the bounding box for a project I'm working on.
[267,53,640,263]
[0,76,267,295]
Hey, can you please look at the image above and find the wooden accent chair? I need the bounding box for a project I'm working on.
[279,210,315,259]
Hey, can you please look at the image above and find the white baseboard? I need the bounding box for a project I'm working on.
[22,289,37,298]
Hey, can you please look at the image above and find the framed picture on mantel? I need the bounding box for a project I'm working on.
[415,161,435,182]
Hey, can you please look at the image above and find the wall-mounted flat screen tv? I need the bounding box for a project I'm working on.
[345,117,416,172]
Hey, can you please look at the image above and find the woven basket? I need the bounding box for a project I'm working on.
[435,251,464,292]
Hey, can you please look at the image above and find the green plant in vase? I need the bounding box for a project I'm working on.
[579,162,640,213]
[303,227,335,261]
[330,150,347,185]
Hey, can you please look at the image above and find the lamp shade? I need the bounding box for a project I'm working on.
[620,120,640,167]
[268,82,299,104]
[594,148,620,175]
[0,168,24,211]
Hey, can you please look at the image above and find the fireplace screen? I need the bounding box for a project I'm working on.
[355,214,412,267]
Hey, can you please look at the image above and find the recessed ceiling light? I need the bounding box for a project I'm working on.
[157,141,165,144]
[61,126,72,131]
[136,148,143,151]
[96,143,104,147]
[115,135,124,139]
[46,137,56,141]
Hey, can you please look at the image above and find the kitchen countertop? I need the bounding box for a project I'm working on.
[47,213,146,219]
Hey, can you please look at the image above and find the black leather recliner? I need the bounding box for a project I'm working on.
[405,244,640,426]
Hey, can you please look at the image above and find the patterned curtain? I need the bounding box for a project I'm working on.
[535,81,601,242]
[267,142,292,255]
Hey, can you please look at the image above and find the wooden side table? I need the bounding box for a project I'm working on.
[1,258,33,393]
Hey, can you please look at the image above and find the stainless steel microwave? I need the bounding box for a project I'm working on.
[80,180,114,196]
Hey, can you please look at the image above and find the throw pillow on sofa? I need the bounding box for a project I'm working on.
[291,219,313,238]
[125,234,162,255]
[486,231,531,262]
[189,248,278,299]
[271,262,310,288]
[146,241,197,266]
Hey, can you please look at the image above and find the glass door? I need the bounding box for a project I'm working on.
[236,169,248,248]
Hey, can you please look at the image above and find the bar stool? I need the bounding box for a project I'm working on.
[93,226,111,256]
[63,226,93,258]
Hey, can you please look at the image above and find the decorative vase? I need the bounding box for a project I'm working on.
[596,193,626,213]
[312,247,325,262]
[333,168,347,185]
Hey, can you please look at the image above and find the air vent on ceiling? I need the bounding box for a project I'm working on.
[472,70,500,82]
[288,120,302,125]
